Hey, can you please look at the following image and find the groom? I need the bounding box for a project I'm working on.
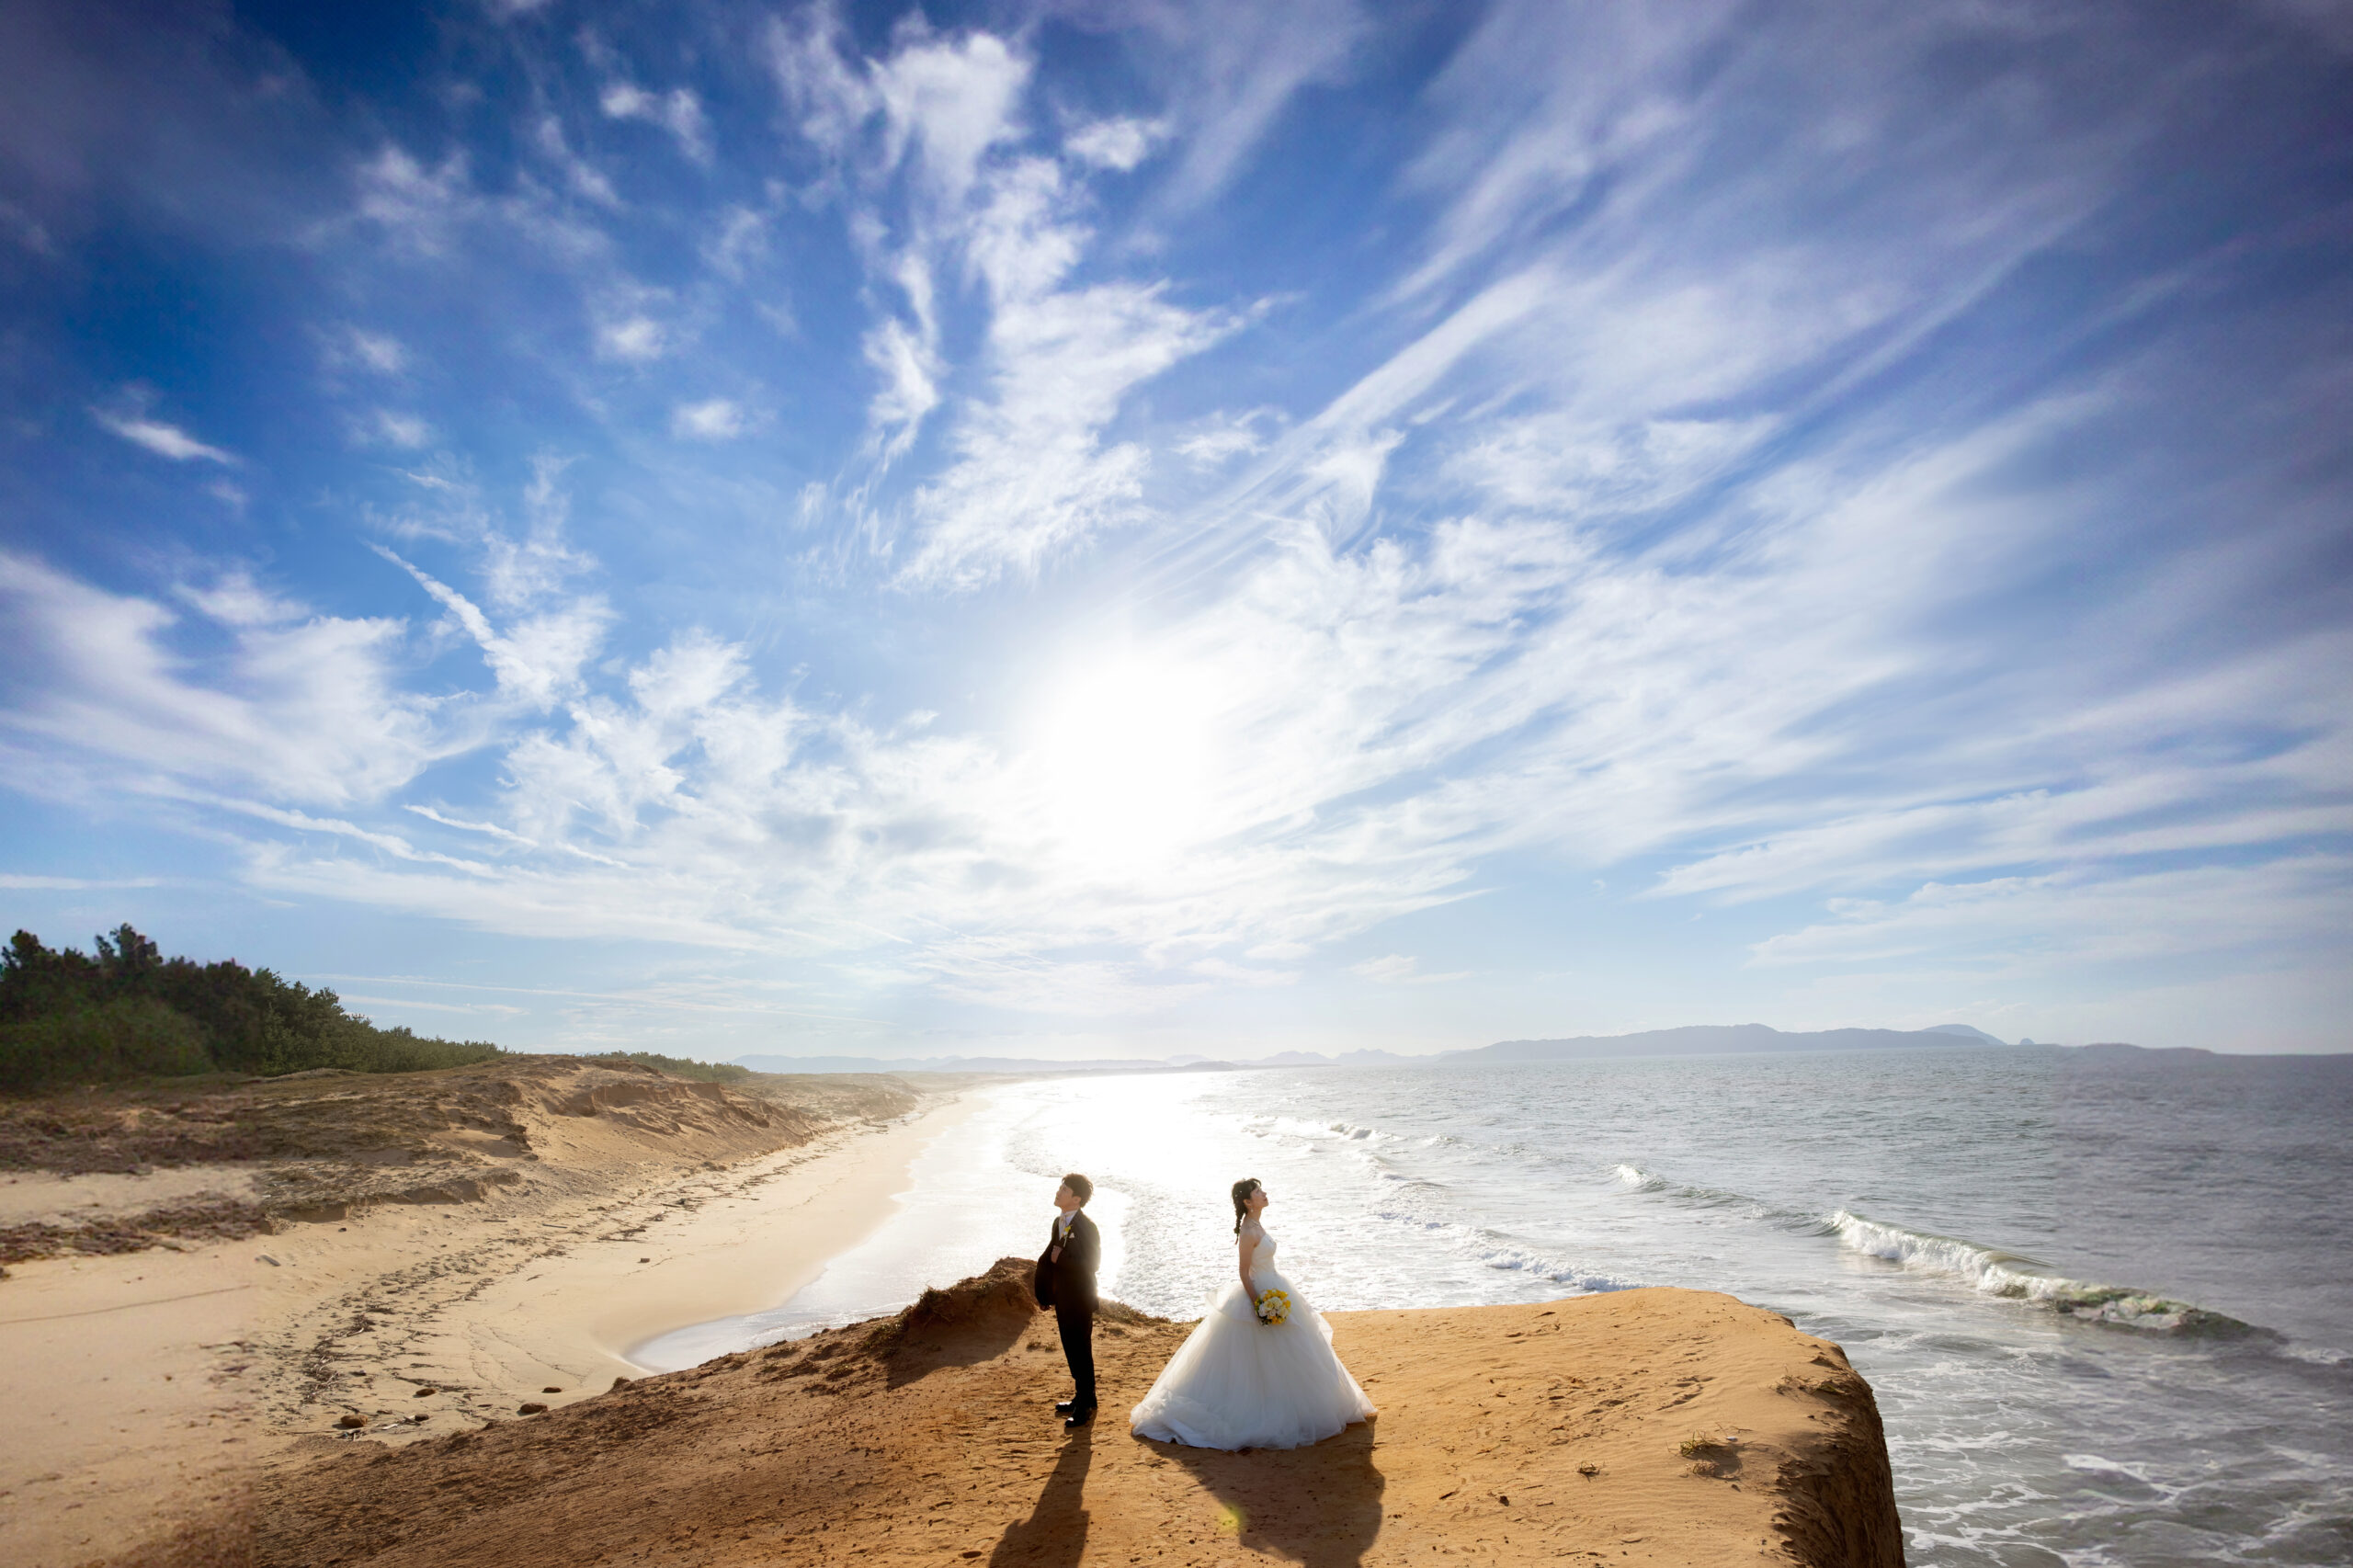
[1033,1173,1099,1430]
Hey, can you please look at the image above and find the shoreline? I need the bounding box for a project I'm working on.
[531,1093,978,1381]
[0,1075,973,1568]
[267,1091,983,1415]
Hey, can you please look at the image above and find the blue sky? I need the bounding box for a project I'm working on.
[1,0,2347,1058]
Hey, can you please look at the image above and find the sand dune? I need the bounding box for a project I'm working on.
[0,1059,950,1568]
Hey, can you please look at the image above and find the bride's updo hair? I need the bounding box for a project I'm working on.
[1231,1177,1261,1233]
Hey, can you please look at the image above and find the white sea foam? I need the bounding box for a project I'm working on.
[2277,1342,2351,1366]
[1612,1161,1812,1223]
[1476,1242,1642,1293]
[1830,1211,2255,1335]
[1251,1115,1377,1142]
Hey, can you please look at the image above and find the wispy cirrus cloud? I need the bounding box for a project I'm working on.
[0,551,441,810]
[599,81,712,165]
[772,7,1235,586]
[92,405,236,465]
[3,0,2347,1053]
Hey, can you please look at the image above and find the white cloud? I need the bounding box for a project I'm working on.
[176,570,305,628]
[16,0,2339,1049]
[404,803,537,846]
[771,17,1235,580]
[334,327,407,374]
[353,145,472,256]
[899,271,1233,587]
[672,398,746,440]
[534,114,620,208]
[870,28,1029,208]
[600,83,712,165]
[372,546,607,710]
[596,313,665,361]
[704,206,768,282]
[1106,0,1372,213]
[91,408,235,465]
[1176,409,1280,468]
[859,316,939,459]
[1064,116,1164,172]
[0,551,442,809]
[0,875,162,891]
[1349,954,1470,984]
[366,410,433,449]
[1745,859,2353,1028]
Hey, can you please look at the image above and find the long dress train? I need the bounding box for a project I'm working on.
[1128,1219,1376,1450]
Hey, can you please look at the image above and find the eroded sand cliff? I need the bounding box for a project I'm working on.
[257,1258,1904,1568]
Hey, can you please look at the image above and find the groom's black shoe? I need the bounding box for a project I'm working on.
[1053,1400,1078,1415]
[1063,1405,1096,1430]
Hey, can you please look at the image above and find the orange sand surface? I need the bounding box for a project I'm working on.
[257,1259,1903,1568]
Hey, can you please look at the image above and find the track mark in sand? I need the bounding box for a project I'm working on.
[0,1281,255,1324]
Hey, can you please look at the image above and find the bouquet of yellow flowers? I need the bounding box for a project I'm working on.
[1254,1287,1292,1325]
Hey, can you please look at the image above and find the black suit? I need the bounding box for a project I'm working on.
[1034,1210,1100,1412]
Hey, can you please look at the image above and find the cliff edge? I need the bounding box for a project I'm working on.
[254,1260,1904,1568]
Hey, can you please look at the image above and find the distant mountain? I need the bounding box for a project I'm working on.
[1449,1024,2019,1062]
[1923,1024,2014,1045]
[733,1045,1424,1075]
[1255,1048,1416,1066]
[2067,1040,2213,1062]
[732,1053,1189,1075]
[734,1032,2008,1075]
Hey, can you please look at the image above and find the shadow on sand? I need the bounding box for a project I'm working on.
[989,1425,1095,1568]
[1150,1418,1385,1568]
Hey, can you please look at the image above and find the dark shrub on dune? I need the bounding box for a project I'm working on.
[0,996,213,1089]
[0,925,506,1091]
[584,1051,750,1083]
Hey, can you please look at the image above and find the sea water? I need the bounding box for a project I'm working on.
[633,1047,2353,1566]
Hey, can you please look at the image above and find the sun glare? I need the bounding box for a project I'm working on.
[1032,655,1221,867]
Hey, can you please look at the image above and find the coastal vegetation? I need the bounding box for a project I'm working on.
[581,1051,751,1084]
[0,924,506,1091]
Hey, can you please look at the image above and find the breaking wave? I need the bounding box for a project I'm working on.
[1612,1163,2267,1339]
[1831,1210,2263,1336]
[1372,1206,1641,1295]
[1476,1241,1643,1294]
[1611,1163,1813,1223]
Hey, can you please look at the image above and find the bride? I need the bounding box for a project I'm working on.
[1129,1178,1377,1450]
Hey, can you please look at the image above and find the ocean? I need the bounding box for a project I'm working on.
[635,1046,2353,1566]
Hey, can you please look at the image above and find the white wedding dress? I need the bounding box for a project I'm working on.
[1128,1218,1376,1450]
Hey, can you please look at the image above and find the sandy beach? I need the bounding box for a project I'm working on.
[0,1062,964,1568]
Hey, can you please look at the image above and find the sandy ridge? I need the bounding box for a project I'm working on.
[0,1061,959,1568]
